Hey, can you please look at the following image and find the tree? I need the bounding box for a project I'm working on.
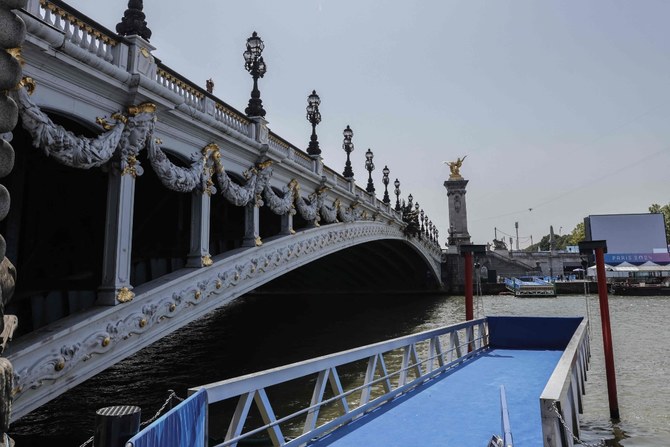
[649,203,670,242]
[567,222,585,246]
[524,222,584,252]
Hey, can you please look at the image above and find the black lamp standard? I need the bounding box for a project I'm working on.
[394,179,401,210]
[342,125,354,178]
[243,31,267,117]
[306,90,321,156]
[420,209,425,233]
[407,193,413,210]
[382,166,390,204]
[365,148,375,193]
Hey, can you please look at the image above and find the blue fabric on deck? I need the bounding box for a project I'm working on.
[309,349,562,447]
[487,316,583,349]
[127,389,207,447]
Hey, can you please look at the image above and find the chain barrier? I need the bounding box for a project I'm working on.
[551,401,606,447]
[77,390,184,447]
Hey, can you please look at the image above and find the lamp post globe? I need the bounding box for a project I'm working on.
[394,179,401,210]
[243,31,267,117]
[306,90,322,156]
[365,148,375,194]
[342,125,354,178]
[382,165,390,204]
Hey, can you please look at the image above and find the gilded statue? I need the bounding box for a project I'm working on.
[444,156,467,179]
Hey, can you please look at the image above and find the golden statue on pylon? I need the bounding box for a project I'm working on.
[444,156,467,180]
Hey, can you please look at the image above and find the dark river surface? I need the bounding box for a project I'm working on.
[8,292,670,446]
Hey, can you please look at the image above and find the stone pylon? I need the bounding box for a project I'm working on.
[443,175,471,248]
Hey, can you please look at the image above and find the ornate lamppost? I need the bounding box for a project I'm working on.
[365,148,375,193]
[394,179,401,210]
[382,166,390,204]
[306,90,321,156]
[342,125,354,178]
[407,193,413,210]
[420,209,425,233]
[243,31,267,117]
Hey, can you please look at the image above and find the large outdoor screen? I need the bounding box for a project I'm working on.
[585,213,670,264]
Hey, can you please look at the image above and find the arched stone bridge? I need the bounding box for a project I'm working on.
[3,1,442,420]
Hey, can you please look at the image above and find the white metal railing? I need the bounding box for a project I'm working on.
[539,319,590,447]
[189,318,488,447]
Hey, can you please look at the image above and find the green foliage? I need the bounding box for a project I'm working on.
[568,222,585,246]
[525,232,573,251]
[649,203,670,242]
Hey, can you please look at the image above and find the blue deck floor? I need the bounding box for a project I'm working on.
[309,349,563,447]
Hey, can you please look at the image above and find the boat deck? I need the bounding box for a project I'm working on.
[308,348,563,447]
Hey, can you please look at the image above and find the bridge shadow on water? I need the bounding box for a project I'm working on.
[9,291,452,446]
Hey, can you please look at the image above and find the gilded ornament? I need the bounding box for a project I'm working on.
[155,138,162,145]
[215,280,222,289]
[116,287,135,303]
[139,318,147,328]
[194,290,201,299]
[127,102,157,116]
[233,272,240,281]
[7,47,24,66]
[255,236,263,247]
[201,255,213,266]
[256,159,274,170]
[169,303,176,312]
[444,156,467,180]
[122,155,139,177]
[288,179,299,192]
[18,76,36,95]
[95,112,126,130]
[101,337,110,347]
[95,117,112,131]
[54,359,65,372]
[140,47,150,58]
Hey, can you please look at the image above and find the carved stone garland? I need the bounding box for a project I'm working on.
[12,85,126,168]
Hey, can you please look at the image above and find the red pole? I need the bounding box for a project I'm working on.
[464,251,474,321]
[594,247,620,419]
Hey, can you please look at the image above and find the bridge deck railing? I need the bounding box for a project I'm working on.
[21,0,425,236]
[189,318,488,447]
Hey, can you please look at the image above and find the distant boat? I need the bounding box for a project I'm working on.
[504,276,556,297]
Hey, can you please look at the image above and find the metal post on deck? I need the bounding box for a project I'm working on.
[459,244,486,321]
[94,405,141,447]
[578,240,620,420]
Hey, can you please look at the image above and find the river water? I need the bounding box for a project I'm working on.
[9,292,670,446]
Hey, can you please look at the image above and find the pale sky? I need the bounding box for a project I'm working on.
[64,0,670,248]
